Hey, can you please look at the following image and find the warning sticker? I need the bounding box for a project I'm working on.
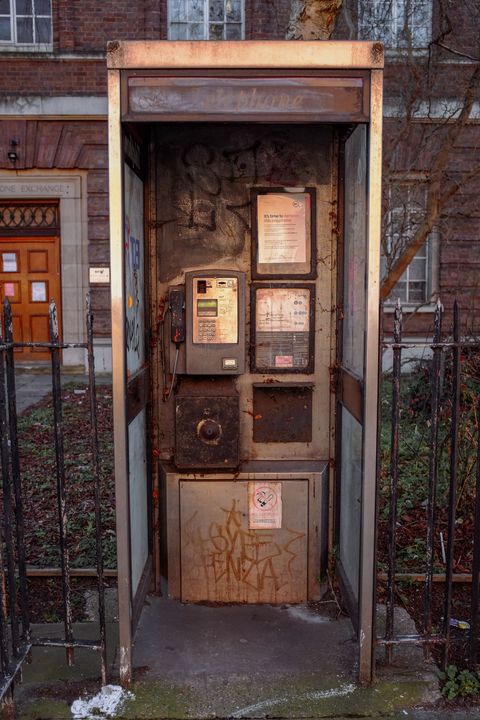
[248,482,282,530]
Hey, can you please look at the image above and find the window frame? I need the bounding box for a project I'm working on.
[357,0,432,51]
[381,180,439,310]
[0,0,53,51]
[167,0,245,41]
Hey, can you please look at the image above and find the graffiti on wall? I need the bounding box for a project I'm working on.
[124,163,145,373]
[156,126,328,280]
[182,499,306,601]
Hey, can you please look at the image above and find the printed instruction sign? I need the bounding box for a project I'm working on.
[256,287,310,333]
[248,482,282,529]
[257,193,307,264]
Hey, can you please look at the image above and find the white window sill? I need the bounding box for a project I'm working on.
[0,43,53,53]
[383,302,436,313]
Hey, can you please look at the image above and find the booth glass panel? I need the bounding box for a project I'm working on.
[124,160,149,595]
[339,409,362,603]
[342,125,366,378]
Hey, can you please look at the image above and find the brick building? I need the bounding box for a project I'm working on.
[0,0,478,370]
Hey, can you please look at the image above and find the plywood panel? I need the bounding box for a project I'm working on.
[180,479,308,603]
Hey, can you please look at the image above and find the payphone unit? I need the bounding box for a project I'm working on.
[185,270,245,375]
[168,270,246,377]
[167,269,245,469]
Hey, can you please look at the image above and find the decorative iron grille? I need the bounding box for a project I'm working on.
[0,204,59,231]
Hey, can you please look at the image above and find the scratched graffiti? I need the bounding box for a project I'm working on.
[124,164,145,372]
[182,498,306,603]
[155,125,329,281]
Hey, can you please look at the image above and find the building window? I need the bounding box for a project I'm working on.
[358,0,432,49]
[382,183,437,306]
[168,0,244,40]
[0,0,52,47]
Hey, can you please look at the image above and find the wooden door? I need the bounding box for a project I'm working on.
[0,236,61,361]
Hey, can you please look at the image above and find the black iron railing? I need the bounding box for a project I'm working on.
[378,298,480,669]
[0,296,107,707]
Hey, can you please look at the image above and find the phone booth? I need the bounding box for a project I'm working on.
[107,41,383,685]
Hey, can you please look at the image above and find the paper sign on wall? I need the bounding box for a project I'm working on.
[257,193,307,264]
[248,482,282,529]
[2,253,17,272]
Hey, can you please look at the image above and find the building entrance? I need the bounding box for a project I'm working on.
[0,234,61,361]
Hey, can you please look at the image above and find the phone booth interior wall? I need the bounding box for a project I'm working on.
[108,41,383,685]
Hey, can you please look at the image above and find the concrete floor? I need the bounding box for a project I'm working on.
[15,598,444,719]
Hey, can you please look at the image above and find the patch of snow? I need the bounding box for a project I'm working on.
[286,604,330,624]
[71,685,133,719]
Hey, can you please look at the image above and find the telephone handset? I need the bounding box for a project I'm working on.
[168,270,245,376]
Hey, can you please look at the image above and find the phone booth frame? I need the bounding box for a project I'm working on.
[107,41,383,686]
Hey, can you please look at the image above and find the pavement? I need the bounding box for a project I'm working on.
[13,367,111,414]
[14,597,476,720]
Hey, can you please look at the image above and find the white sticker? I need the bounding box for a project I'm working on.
[275,355,293,367]
[89,267,110,284]
[248,482,282,530]
[31,281,47,302]
[2,253,17,272]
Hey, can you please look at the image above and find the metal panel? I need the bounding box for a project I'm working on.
[358,67,383,685]
[174,378,240,469]
[126,75,368,123]
[252,383,313,443]
[108,67,133,686]
[180,480,308,603]
[107,40,384,72]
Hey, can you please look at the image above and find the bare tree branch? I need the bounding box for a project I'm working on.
[380,61,480,300]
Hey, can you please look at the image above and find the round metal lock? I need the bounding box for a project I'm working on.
[196,418,222,445]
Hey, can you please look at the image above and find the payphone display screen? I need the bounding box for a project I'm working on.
[252,285,315,373]
[192,277,238,344]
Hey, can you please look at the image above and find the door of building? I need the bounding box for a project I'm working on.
[0,236,61,361]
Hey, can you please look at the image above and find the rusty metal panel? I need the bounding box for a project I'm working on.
[180,480,308,603]
[126,75,368,123]
[174,378,239,469]
[252,383,313,443]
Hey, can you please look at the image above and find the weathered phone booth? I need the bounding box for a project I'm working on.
[107,41,383,685]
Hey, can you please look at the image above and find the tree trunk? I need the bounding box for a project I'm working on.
[286,0,343,40]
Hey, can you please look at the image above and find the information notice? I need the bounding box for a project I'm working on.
[257,193,308,265]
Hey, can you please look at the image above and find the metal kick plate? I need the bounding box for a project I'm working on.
[179,479,308,603]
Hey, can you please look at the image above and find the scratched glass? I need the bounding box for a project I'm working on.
[188,0,204,21]
[209,0,224,22]
[169,0,187,22]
